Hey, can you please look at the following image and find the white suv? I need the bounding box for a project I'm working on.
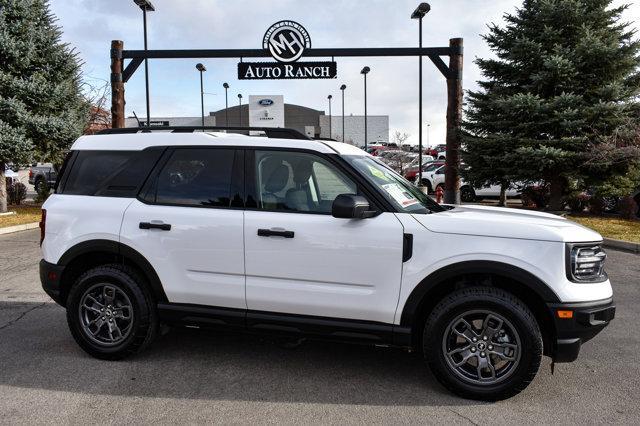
[40,127,615,401]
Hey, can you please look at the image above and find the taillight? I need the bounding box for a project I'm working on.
[29,168,33,178]
[39,209,46,246]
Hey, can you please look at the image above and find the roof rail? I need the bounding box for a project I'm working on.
[96,126,310,140]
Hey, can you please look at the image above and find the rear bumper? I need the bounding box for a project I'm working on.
[548,298,615,362]
[40,259,66,306]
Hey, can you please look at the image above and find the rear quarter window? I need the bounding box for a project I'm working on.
[60,149,163,197]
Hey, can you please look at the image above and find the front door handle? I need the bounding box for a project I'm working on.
[257,228,294,238]
[139,222,171,231]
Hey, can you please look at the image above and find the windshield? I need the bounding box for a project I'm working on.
[344,155,444,214]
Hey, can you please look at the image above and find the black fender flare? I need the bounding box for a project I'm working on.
[58,239,168,303]
[399,260,560,327]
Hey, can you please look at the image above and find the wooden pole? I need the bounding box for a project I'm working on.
[111,40,125,129]
[444,38,463,204]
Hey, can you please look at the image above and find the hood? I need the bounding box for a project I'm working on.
[412,204,602,243]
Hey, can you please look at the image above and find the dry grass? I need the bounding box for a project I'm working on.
[0,205,42,228]
[568,215,640,243]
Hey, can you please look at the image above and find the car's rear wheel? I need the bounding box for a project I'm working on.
[66,264,158,360]
[460,186,476,202]
[35,178,48,192]
[423,287,542,401]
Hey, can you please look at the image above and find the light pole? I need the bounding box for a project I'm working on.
[238,94,243,127]
[327,95,333,139]
[223,83,229,126]
[133,0,155,126]
[361,66,370,150]
[427,123,431,152]
[412,2,430,186]
[196,63,206,127]
[340,84,346,142]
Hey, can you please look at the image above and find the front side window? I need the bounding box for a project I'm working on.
[253,150,357,214]
[153,148,238,207]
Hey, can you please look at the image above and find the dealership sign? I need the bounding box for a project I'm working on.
[238,20,336,80]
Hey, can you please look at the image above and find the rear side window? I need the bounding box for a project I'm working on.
[60,149,163,197]
[151,148,240,207]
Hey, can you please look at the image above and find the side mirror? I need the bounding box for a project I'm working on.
[332,194,377,219]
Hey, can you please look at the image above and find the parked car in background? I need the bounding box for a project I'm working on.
[427,144,447,158]
[4,164,19,185]
[29,163,57,191]
[413,161,446,186]
[366,145,387,156]
[417,164,521,202]
[403,156,436,181]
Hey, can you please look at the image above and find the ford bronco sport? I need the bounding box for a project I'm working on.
[40,127,615,400]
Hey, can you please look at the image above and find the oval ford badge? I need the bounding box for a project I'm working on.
[259,99,274,106]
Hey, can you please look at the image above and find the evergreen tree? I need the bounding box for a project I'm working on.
[464,0,640,210]
[0,0,88,212]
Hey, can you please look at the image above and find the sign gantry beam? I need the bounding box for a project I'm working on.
[118,47,462,83]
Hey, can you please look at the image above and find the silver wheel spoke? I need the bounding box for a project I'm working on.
[103,286,116,306]
[489,342,518,361]
[480,314,503,340]
[452,319,477,343]
[85,295,103,308]
[452,349,475,367]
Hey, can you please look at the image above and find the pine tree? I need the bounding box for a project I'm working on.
[0,0,88,212]
[464,0,640,210]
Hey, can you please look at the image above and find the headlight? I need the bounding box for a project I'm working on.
[567,243,607,282]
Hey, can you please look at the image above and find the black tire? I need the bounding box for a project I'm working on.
[423,287,542,401]
[35,178,48,192]
[66,264,158,360]
[460,186,476,202]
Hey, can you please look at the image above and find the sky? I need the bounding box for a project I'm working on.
[49,0,640,146]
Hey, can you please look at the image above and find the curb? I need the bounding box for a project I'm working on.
[603,237,640,254]
[0,222,40,235]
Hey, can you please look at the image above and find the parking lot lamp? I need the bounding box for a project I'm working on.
[238,94,243,127]
[361,67,370,150]
[196,63,206,127]
[133,0,155,126]
[412,2,430,186]
[340,84,347,142]
[223,83,230,126]
[327,95,333,139]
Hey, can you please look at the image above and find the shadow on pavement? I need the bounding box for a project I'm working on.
[0,301,479,407]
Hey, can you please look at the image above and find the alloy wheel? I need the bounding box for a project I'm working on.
[441,310,521,385]
[78,283,134,346]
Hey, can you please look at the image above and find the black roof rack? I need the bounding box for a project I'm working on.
[97,126,310,140]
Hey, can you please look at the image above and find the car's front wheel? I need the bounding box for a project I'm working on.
[423,287,542,400]
[66,264,158,360]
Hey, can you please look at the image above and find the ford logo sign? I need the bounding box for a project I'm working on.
[259,99,274,106]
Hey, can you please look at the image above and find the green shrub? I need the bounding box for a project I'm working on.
[7,181,27,205]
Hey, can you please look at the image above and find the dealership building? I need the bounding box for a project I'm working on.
[125,95,389,147]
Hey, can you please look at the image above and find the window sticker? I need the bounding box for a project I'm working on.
[381,183,420,207]
[367,165,390,181]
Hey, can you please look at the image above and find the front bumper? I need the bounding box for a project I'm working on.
[547,298,615,362]
[40,259,66,306]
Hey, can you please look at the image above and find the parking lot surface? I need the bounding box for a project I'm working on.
[1,229,639,424]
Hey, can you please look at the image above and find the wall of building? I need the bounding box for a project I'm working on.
[319,114,388,147]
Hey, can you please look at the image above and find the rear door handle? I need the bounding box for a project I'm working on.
[257,228,294,238]
[139,222,171,231]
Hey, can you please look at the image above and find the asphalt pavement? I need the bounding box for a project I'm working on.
[1,229,639,424]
